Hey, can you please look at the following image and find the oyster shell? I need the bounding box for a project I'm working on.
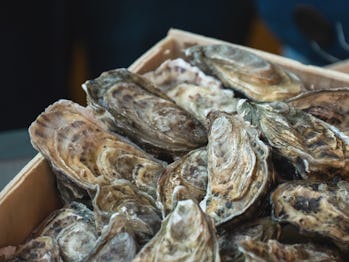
[201,111,274,225]
[287,87,349,135]
[132,199,220,262]
[82,68,207,156]
[237,239,342,262]
[271,180,349,250]
[157,147,208,216]
[143,58,237,127]
[7,236,61,262]
[185,44,303,102]
[238,100,349,180]
[29,100,165,202]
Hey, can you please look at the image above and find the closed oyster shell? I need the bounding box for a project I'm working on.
[144,58,237,127]
[237,239,342,262]
[157,147,208,216]
[132,199,220,262]
[185,44,303,102]
[29,100,165,202]
[238,100,349,180]
[271,180,349,250]
[82,68,207,156]
[201,111,274,225]
[287,87,349,135]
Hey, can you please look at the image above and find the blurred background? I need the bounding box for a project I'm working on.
[1,0,349,189]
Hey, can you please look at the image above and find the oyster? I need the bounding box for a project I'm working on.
[157,147,208,216]
[144,58,237,127]
[219,217,281,261]
[29,100,165,202]
[238,100,349,180]
[185,44,303,102]
[201,111,274,225]
[132,199,220,262]
[82,68,207,156]
[237,239,342,261]
[287,87,349,135]
[7,236,61,262]
[271,180,349,250]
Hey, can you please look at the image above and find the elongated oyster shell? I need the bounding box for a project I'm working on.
[157,147,208,216]
[82,68,207,156]
[201,111,274,225]
[287,87,349,135]
[185,44,303,102]
[144,58,237,127]
[29,100,165,202]
[271,180,349,250]
[238,100,349,180]
[237,239,342,262]
[132,199,220,262]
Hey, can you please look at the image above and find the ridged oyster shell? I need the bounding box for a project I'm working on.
[82,68,207,156]
[132,199,220,262]
[201,111,274,225]
[185,44,303,102]
[271,180,349,250]
[144,58,237,127]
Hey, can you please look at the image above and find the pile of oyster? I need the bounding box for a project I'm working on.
[5,44,349,261]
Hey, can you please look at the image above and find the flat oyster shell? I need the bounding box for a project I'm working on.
[201,111,274,225]
[144,58,237,127]
[287,87,349,135]
[157,147,208,216]
[237,239,342,262]
[238,100,349,180]
[271,180,349,250]
[29,100,165,201]
[185,44,303,102]
[132,199,220,262]
[82,68,207,156]
[7,236,61,262]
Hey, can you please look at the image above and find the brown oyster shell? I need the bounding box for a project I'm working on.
[82,68,207,156]
[185,44,303,102]
[237,239,342,262]
[287,87,349,135]
[143,58,237,127]
[157,147,208,216]
[271,180,349,250]
[132,199,220,262]
[201,111,274,225]
[29,100,165,202]
[238,100,349,181]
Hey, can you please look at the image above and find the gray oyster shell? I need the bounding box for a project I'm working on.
[237,239,342,262]
[271,180,349,251]
[287,87,349,136]
[143,58,237,127]
[238,100,349,181]
[82,68,207,156]
[185,44,303,102]
[201,111,274,225]
[132,199,220,262]
[29,100,165,202]
[157,147,208,217]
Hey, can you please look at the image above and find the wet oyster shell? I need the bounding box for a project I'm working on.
[201,111,274,225]
[144,58,237,127]
[82,68,207,156]
[132,199,220,262]
[185,44,303,102]
[29,100,165,202]
[237,239,342,262]
[157,147,208,216]
[287,87,349,135]
[271,180,349,250]
[238,100,349,180]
